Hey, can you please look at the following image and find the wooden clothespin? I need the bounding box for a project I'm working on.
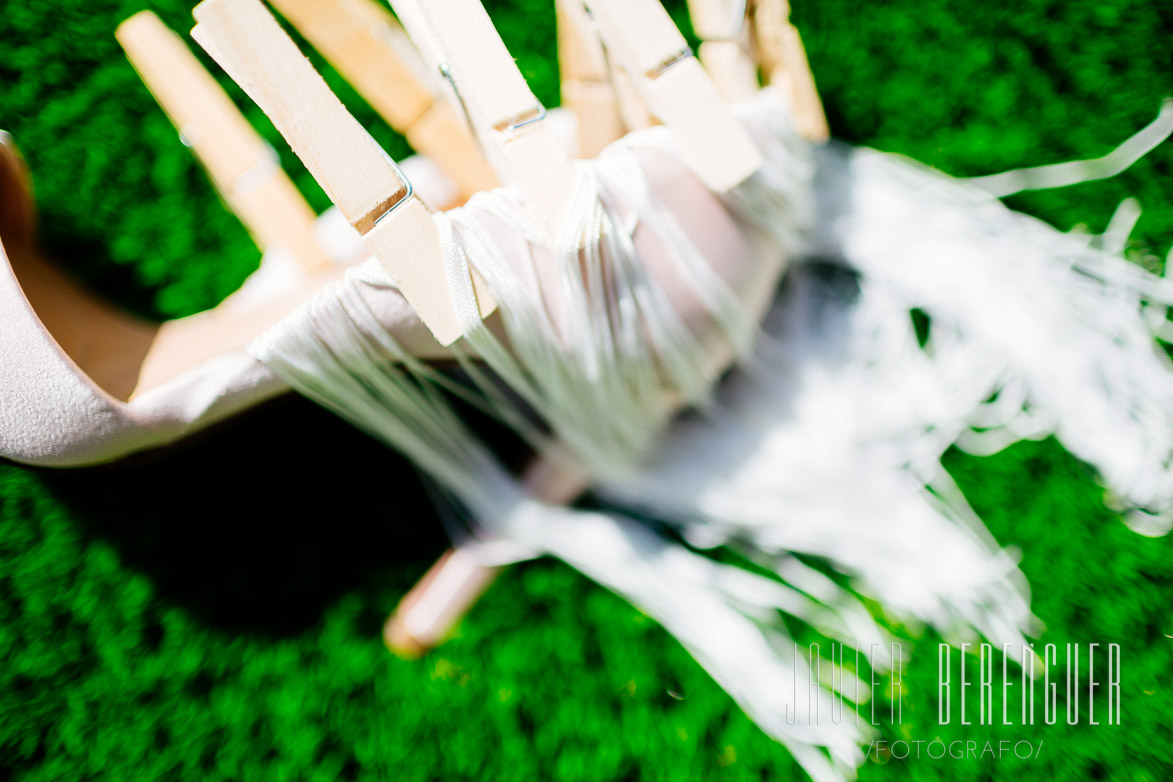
[388,0,580,239]
[192,0,495,345]
[609,68,658,134]
[555,0,656,154]
[686,0,761,105]
[584,0,763,192]
[556,0,627,158]
[116,10,330,273]
[266,0,497,205]
[749,0,829,142]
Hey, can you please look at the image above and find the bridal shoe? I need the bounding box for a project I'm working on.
[1,0,797,471]
[0,119,786,470]
[0,6,488,468]
[1,2,910,777]
[0,128,453,468]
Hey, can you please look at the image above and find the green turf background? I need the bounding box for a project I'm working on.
[2,0,1172,779]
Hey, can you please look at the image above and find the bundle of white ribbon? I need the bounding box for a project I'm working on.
[251,92,1173,781]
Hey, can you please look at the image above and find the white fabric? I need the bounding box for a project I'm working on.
[250,91,1173,781]
[0,242,146,466]
[444,94,809,477]
[0,155,442,467]
[251,94,877,779]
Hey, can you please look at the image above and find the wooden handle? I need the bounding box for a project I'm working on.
[192,0,494,345]
[586,0,763,191]
[193,0,406,232]
[556,0,627,157]
[384,456,590,657]
[687,0,761,104]
[267,0,497,202]
[116,11,329,272]
[390,0,579,234]
[383,548,503,658]
[751,0,829,142]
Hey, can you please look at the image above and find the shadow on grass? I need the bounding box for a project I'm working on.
[36,395,458,640]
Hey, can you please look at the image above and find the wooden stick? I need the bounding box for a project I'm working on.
[389,0,580,237]
[191,0,494,345]
[385,457,590,657]
[117,10,330,272]
[750,0,829,142]
[266,0,497,204]
[687,0,762,104]
[586,0,762,192]
[555,0,627,157]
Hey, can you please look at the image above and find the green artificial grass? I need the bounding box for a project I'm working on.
[2,0,1172,779]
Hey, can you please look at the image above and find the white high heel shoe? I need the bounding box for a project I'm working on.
[1,0,790,476]
[0,8,460,469]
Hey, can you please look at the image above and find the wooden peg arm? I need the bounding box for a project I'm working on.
[556,0,626,157]
[385,455,591,657]
[390,0,579,235]
[267,0,497,202]
[586,0,763,192]
[686,0,762,104]
[750,0,829,142]
[193,0,406,232]
[116,10,329,272]
[191,0,494,345]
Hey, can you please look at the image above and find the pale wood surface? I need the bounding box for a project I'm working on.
[587,0,763,191]
[614,69,657,132]
[362,198,481,345]
[404,102,498,204]
[556,0,608,81]
[589,0,690,78]
[700,40,763,105]
[642,55,763,191]
[385,456,590,657]
[193,0,406,232]
[192,0,495,345]
[268,0,497,200]
[752,0,830,142]
[393,0,537,132]
[268,0,433,129]
[390,0,578,233]
[686,0,744,40]
[562,81,627,158]
[228,167,333,271]
[686,0,762,105]
[116,10,329,272]
[556,0,627,157]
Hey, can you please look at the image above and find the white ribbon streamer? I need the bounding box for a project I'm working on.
[247,91,1173,780]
